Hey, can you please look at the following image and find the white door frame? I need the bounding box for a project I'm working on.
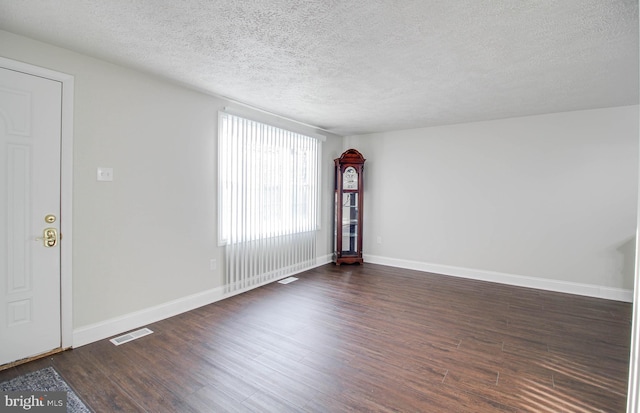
[0,56,74,350]
[626,110,640,412]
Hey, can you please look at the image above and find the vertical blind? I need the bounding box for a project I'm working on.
[218,111,320,292]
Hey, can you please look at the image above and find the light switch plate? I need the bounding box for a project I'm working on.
[97,167,114,182]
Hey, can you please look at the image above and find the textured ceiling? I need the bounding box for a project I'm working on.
[0,0,637,135]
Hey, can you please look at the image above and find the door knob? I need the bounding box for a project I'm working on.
[36,227,58,247]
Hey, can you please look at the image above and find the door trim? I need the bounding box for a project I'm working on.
[0,57,74,350]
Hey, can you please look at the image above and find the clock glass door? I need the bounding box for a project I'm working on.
[341,193,358,254]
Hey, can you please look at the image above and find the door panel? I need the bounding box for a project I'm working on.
[0,67,62,365]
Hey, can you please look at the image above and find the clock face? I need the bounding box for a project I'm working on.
[343,166,358,190]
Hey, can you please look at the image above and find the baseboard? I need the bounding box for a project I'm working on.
[72,286,228,348]
[316,253,333,266]
[76,253,626,348]
[73,255,334,348]
[364,254,633,303]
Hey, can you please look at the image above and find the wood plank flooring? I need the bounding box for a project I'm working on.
[0,264,632,412]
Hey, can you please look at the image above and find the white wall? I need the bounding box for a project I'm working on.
[0,30,342,338]
[347,106,638,298]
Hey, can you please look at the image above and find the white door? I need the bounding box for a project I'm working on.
[0,67,62,365]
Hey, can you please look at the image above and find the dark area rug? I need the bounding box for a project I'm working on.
[0,367,90,412]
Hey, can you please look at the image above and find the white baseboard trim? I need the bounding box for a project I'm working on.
[77,253,627,348]
[72,286,227,348]
[73,255,335,348]
[316,253,333,266]
[364,254,633,303]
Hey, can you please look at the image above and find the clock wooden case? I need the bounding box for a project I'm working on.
[333,149,366,265]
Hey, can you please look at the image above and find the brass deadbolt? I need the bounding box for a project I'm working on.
[45,214,56,223]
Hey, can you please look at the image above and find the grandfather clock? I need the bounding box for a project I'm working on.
[333,149,365,265]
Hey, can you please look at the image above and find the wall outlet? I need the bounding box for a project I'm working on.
[210,259,217,271]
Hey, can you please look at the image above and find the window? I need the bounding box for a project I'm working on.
[218,111,320,245]
[218,110,321,291]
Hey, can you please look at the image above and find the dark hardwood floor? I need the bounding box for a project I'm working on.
[0,264,632,412]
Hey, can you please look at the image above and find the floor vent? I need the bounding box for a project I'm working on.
[278,277,298,284]
[110,327,154,346]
